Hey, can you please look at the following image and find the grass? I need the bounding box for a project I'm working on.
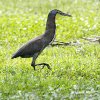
[0,0,100,99]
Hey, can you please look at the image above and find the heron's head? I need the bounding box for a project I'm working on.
[50,9,72,17]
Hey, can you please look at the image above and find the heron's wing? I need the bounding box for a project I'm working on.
[11,37,44,58]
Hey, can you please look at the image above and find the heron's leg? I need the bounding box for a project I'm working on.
[31,53,39,70]
[31,62,35,70]
[35,63,51,70]
[31,53,51,70]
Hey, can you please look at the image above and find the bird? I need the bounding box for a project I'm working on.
[11,9,72,70]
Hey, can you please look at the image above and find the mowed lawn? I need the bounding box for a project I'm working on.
[0,0,100,99]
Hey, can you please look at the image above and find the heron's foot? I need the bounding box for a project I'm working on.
[31,63,36,70]
[35,63,51,70]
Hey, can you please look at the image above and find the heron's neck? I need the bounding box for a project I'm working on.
[45,13,56,31]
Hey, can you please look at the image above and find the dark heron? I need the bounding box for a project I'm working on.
[11,9,72,70]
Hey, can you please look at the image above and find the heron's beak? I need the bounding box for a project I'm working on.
[64,13,72,17]
[59,12,72,17]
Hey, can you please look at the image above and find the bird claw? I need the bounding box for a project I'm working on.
[41,64,51,70]
[47,65,52,70]
[41,65,45,69]
[32,63,51,70]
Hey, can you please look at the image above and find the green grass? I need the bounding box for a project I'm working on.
[0,0,100,99]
